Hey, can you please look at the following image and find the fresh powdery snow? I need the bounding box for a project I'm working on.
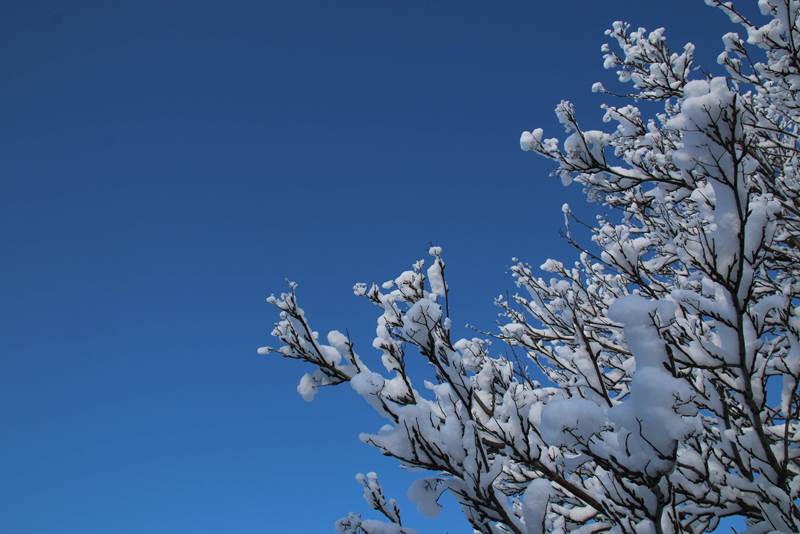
[261,2,800,532]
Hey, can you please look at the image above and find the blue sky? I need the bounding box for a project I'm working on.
[1,1,751,532]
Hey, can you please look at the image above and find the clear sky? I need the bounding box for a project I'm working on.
[1,1,750,532]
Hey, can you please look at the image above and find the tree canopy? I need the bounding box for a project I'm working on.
[262,2,800,532]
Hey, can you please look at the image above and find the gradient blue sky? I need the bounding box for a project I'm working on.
[1,1,753,532]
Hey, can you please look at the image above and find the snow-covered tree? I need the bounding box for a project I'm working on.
[260,2,800,532]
